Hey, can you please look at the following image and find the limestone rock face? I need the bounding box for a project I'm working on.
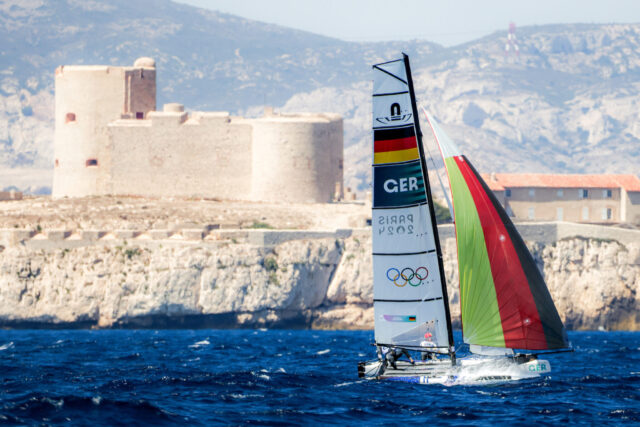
[0,234,638,330]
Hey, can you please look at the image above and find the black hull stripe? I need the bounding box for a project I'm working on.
[464,156,568,349]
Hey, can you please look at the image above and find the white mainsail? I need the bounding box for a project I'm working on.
[372,57,452,353]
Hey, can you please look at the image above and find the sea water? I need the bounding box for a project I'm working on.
[0,330,637,425]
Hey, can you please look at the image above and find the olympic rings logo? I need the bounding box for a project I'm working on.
[386,267,429,287]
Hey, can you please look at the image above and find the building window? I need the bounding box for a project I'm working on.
[557,189,563,198]
[582,207,589,220]
[505,189,511,198]
[528,207,535,220]
[528,189,535,197]
[556,207,563,221]
[65,113,76,123]
[136,112,144,119]
[602,208,612,220]
[85,159,98,167]
[604,189,612,198]
[506,205,514,217]
[580,189,588,199]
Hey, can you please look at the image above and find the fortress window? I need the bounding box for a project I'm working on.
[85,159,98,167]
[136,112,144,119]
[66,113,76,123]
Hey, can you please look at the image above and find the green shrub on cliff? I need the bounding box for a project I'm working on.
[264,256,278,272]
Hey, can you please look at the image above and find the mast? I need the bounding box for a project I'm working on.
[403,54,456,365]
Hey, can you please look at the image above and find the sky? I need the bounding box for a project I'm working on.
[174,0,640,46]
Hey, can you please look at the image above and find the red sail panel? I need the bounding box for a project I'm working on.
[453,156,549,349]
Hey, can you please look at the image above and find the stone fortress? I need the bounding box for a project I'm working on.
[52,57,344,203]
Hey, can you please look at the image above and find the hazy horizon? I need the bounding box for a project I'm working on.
[174,0,640,46]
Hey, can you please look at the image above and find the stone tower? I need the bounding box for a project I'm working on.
[250,112,343,203]
[52,57,156,197]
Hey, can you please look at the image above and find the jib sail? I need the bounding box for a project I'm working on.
[425,112,568,351]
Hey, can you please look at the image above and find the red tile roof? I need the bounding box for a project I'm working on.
[481,173,640,192]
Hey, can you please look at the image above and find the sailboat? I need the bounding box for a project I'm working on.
[357,54,569,385]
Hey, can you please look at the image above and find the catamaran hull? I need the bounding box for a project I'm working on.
[359,358,551,385]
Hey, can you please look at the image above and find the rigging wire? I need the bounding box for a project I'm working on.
[418,105,454,219]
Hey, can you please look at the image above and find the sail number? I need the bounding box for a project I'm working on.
[528,363,547,372]
[383,177,419,193]
[377,213,415,236]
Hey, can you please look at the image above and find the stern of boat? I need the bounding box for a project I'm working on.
[358,360,385,379]
[517,358,551,375]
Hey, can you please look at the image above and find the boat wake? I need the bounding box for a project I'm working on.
[443,358,543,386]
[363,357,549,386]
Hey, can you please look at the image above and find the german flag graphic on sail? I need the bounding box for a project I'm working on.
[373,125,419,165]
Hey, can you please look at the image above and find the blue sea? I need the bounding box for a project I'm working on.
[0,330,638,425]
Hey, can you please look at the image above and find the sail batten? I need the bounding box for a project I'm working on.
[426,113,568,351]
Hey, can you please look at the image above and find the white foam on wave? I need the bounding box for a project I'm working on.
[444,358,541,386]
[316,349,330,355]
[334,381,355,387]
[276,368,286,373]
[43,397,64,409]
[92,395,102,405]
[0,342,14,351]
[189,339,210,348]
[229,393,264,399]
[250,369,272,381]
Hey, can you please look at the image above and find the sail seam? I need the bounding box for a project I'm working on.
[371,158,422,167]
[372,65,407,84]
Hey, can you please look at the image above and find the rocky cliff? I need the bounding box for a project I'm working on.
[1,229,638,330]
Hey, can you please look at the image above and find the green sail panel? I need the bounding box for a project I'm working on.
[445,157,505,347]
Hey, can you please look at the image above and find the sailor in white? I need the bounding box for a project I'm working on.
[420,332,438,361]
